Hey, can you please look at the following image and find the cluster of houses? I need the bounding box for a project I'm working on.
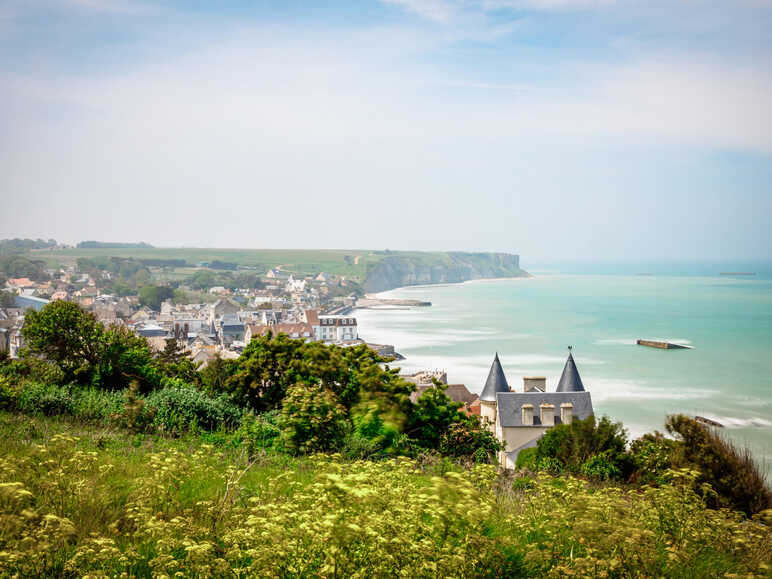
[3,265,593,470]
[0,266,374,366]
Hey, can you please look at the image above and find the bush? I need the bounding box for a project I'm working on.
[17,382,74,416]
[535,415,631,479]
[665,414,771,515]
[280,384,348,454]
[515,447,538,470]
[580,451,622,481]
[629,431,679,485]
[145,385,243,434]
[438,418,503,464]
[70,388,124,423]
[235,411,282,456]
[0,375,18,410]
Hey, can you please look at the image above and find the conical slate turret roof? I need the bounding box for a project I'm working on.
[480,353,510,401]
[556,349,585,392]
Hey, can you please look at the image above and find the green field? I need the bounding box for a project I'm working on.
[30,247,480,281]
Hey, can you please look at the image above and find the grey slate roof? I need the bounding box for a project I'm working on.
[556,352,585,392]
[480,353,510,401]
[496,391,593,427]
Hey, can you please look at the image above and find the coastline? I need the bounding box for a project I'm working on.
[355,272,772,475]
[368,274,533,298]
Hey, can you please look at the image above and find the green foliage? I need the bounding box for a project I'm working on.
[534,415,631,479]
[0,255,49,280]
[187,269,218,290]
[137,285,174,310]
[0,291,15,307]
[580,451,622,481]
[235,410,282,455]
[0,237,56,252]
[279,384,348,454]
[154,338,201,385]
[94,325,160,392]
[0,413,769,578]
[666,414,772,515]
[16,382,74,416]
[77,241,153,249]
[145,385,242,434]
[439,418,503,463]
[515,447,538,470]
[208,260,238,270]
[14,382,125,423]
[630,430,680,485]
[22,301,104,384]
[405,383,465,449]
[199,354,235,395]
[21,301,160,392]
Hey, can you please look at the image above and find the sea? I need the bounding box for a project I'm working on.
[356,260,772,474]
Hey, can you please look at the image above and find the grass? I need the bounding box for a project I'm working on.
[30,247,521,284]
[0,411,770,577]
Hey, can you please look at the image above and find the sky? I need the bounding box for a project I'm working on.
[0,0,771,260]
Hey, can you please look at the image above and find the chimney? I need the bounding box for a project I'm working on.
[560,402,573,425]
[540,403,555,426]
[523,376,546,392]
[521,403,534,426]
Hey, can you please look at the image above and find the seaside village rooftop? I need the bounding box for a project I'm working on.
[480,349,594,469]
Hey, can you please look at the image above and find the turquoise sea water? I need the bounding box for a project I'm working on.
[356,265,772,473]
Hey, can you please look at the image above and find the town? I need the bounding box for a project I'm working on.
[0,255,406,363]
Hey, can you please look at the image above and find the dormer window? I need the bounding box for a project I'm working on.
[521,403,534,426]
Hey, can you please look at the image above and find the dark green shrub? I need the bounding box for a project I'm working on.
[0,375,18,410]
[145,385,242,434]
[515,447,538,470]
[629,431,679,485]
[71,388,124,423]
[665,414,771,515]
[535,415,631,479]
[280,384,348,454]
[438,418,503,464]
[17,382,74,416]
[341,430,385,460]
[581,451,622,481]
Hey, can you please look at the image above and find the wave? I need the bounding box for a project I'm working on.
[695,414,772,429]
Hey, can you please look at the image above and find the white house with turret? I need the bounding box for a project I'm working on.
[480,349,594,469]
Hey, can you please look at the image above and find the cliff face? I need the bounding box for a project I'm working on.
[362,252,527,294]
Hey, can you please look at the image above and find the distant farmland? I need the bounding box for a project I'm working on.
[30,247,526,292]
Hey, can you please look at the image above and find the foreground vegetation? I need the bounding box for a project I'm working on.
[1,300,771,576]
[0,412,770,578]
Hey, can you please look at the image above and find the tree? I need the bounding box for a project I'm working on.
[155,337,201,385]
[665,414,771,515]
[405,384,464,449]
[280,384,348,454]
[94,325,160,392]
[21,300,160,391]
[138,285,173,311]
[0,291,14,307]
[22,300,104,384]
[200,354,236,395]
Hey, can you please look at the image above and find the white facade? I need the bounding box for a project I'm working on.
[314,315,358,342]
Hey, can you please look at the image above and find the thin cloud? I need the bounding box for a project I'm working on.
[380,0,455,22]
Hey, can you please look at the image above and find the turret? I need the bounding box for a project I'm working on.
[556,347,585,393]
[479,353,510,429]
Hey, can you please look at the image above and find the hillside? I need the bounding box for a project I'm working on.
[31,247,528,292]
[1,412,769,578]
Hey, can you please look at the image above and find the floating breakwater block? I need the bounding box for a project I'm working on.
[636,339,691,350]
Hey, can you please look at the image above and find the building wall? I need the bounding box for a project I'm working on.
[480,401,496,431]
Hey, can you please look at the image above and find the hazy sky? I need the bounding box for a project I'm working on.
[1,0,771,259]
